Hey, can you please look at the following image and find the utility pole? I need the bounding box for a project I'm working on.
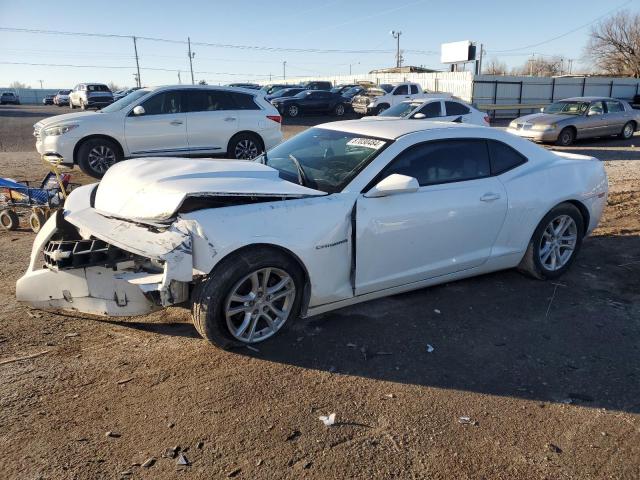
[476,43,484,75]
[38,79,43,89]
[132,36,141,87]
[188,37,195,85]
[391,30,402,68]
[283,61,287,81]
[177,71,182,84]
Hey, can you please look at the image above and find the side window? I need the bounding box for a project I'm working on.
[588,101,604,115]
[445,101,471,115]
[140,91,183,115]
[186,90,234,112]
[605,101,624,113]
[393,85,408,95]
[415,101,441,118]
[380,139,490,186]
[410,85,419,94]
[487,140,527,175]
[230,92,259,110]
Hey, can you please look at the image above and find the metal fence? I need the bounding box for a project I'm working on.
[0,88,61,105]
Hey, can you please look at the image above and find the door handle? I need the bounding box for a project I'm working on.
[480,193,501,202]
[224,117,237,122]
[169,120,183,125]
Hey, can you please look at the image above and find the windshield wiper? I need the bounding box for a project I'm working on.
[288,154,307,187]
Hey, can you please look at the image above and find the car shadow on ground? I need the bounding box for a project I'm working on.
[232,234,639,413]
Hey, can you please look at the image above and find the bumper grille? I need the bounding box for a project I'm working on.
[43,238,131,270]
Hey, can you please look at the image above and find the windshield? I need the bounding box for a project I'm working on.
[258,128,390,193]
[100,89,150,113]
[379,101,422,118]
[544,101,590,115]
[342,87,363,98]
[380,84,393,93]
[87,84,110,92]
[58,90,71,94]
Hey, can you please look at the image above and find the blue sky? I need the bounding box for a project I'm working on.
[1,0,638,89]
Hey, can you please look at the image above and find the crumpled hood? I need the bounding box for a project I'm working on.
[515,113,570,125]
[94,158,326,221]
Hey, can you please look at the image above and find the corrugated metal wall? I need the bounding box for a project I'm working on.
[0,88,63,104]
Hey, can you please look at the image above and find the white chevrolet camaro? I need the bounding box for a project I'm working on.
[17,120,608,348]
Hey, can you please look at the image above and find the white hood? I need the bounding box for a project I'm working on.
[94,158,326,221]
[34,111,98,129]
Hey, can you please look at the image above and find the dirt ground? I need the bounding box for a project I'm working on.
[1,105,639,480]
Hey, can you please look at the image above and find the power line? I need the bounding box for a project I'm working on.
[0,26,437,55]
[488,0,632,53]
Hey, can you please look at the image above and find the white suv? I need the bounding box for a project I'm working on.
[34,85,283,178]
[352,82,427,115]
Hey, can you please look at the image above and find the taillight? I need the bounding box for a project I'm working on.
[266,115,282,124]
[484,115,491,124]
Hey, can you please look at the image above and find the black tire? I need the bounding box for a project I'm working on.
[620,121,635,139]
[286,104,300,117]
[228,132,263,160]
[191,247,305,349]
[29,210,46,233]
[376,103,390,115]
[518,203,584,280]
[333,103,346,116]
[0,210,19,231]
[76,138,121,179]
[555,127,575,146]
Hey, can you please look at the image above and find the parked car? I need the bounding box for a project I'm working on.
[68,83,114,110]
[371,98,490,126]
[261,84,298,95]
[340,86,366,103]
[16,120,607,348]
[0,92,20,105]
[227,83,261,90]
[331,84,358,94]
[42,95,55,105]
[271,90,349,117]
[352,82,429,115]
[113,87,140,102]
[302,81,333,91]
[508,96,640,146]
[33,85,283,178]
[54,90,71,106]
[265,87,307,102]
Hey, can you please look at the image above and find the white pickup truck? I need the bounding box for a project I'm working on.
[352,82,445,115]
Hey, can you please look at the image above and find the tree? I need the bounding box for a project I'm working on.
[483,58,508,75]
[108,82,123,92]
[512,56,564,76]
[587,10,640,77]
[9,81,30,89]
[198,80,208,85]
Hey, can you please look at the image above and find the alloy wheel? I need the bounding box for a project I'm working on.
[224,267,296,343]
[234,139,259,159]
[288,105,299,117]
[538,215,578,271]
[623,123,634,138]
[87,145,117,174]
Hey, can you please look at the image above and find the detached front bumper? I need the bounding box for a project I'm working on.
[16,185,197,317]
[506,127,559,142]
[352,103,374,115]
[35,134,77,166]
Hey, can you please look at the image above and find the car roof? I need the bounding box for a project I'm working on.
[562,96,620,102]
[317,119,478,140]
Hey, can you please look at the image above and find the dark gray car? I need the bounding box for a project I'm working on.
[508,96,640,146]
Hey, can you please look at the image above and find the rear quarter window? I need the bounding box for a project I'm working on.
[487,140,527,174]
[231,92,260,110]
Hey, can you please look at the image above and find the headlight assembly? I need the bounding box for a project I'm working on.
[43,124,79,137]
[532,123,557,131]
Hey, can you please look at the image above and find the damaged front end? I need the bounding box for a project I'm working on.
[16,185,197,316]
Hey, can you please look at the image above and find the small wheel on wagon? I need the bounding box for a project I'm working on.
[29,210,46,233]
[0,209,20,231]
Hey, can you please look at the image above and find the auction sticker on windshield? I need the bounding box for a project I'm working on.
[346,138,387,150]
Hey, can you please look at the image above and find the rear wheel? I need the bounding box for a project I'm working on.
[76,138,121,178]
[228,133,262,160]
[0,210,19,231]
[191,248,304,349]
[620,121,635,140]
[555,127,575,146]
[287,104,300,117]
[334,103,346,116]
[29,210,46,233]
[518,203,584,280]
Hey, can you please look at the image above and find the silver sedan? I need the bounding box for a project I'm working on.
[507,96,640,146]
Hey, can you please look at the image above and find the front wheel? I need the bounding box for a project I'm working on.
[555,127,575,146]
[191,248,304,349]
[334,103,346,116]
[76,138,121,178]
[518,203,584,280]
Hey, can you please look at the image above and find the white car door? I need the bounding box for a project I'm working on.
[355,138,507,295]
[124,90,189,156]
[390,85,411,106]
[184,89,238,154]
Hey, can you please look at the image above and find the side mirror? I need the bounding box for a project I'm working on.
[364,174,419,198]
[132,105,145,116]
[412,113,426,119]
